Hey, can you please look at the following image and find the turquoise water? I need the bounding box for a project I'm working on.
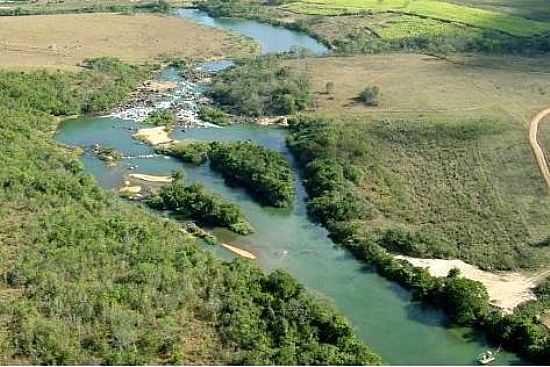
[175,8,329,55]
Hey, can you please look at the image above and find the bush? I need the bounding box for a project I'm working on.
[144,109,175,126]
[161,141,210,165]
[378,228,458,259]
[198,105,231,126]
[358,86,379,106]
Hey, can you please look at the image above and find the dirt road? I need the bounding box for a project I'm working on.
[528,107,550,190]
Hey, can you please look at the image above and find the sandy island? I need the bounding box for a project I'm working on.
[128,173,173,183]
[133,126,174,146]
[221,243,256,260]
[396,255,550,313]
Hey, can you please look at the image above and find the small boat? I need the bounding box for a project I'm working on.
[477,348,499,365]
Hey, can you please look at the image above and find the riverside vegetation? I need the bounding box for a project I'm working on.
[208,56,313,117]
[286,115,550,363]
[161,141,295,208]
[146,177,255,235]
[0,62,381,364]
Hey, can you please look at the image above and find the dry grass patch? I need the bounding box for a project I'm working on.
[287,53,550,124]
[0,13,256,70]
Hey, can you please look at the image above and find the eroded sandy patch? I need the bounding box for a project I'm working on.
[396,255,549,312]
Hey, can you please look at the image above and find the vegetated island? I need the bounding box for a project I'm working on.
[161,140,296,208]
[147,177,255,235]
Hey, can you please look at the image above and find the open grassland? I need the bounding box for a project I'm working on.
[286,54,550,122]
[0,0,190,14]
[286,0,550,36]
[286,54,550,270]
[446,0,550,21]
[0,13,256,70]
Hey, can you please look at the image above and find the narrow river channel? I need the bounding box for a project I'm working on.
[54,10,524,365]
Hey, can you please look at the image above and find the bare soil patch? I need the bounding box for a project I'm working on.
[0,13,256,70]
[396,255,550,312]
[528,108,550,190]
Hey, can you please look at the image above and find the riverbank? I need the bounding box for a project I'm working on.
[286,115,550,364]
[396,255,549,313]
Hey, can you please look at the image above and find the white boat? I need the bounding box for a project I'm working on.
[477,348,499,365]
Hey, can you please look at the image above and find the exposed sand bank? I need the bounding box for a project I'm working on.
[119,185,142,194]
[220,243,256,260]
[133,126,174,146]
[396,255,550,313]
[129,173,173,183]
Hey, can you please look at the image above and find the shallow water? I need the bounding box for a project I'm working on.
[175,8,328,55]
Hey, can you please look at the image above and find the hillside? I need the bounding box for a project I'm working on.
[0,64,380,364]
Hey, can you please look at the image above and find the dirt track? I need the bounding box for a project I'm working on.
[528,107,550,190]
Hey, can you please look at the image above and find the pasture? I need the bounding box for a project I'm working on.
[286,54,550,270]
[285,0,550,36]
[0,13,256,70]
[446,0,550,21]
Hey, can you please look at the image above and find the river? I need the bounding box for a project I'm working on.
[54,9,524,365]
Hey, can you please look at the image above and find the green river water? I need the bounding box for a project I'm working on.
[54,10,525,365]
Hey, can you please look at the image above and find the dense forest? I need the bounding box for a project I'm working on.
[163,140,295,208]
[147,178,255,235]
[208,56,313,117]
[208,141,295,207]
[286,115,550,363]
[0,64,381,364]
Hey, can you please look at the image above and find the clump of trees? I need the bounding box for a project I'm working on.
[287,116,367,227]
[81,57,153,114]
[208,141,295,207]
[198,105,231,125]
[147,179,254,235]
[160,141,211,165]
[208,56,312,116]
[144,109,175,126]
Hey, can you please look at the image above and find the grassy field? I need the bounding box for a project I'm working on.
[446,0,550,21]
[286,54,550,122]
[286,54,550,270]
[286,0,550,36]
[0,13,257,70]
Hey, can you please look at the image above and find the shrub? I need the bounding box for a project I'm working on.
[144,109,175,126]
[198,105,231,126]
[358,86,379,106]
